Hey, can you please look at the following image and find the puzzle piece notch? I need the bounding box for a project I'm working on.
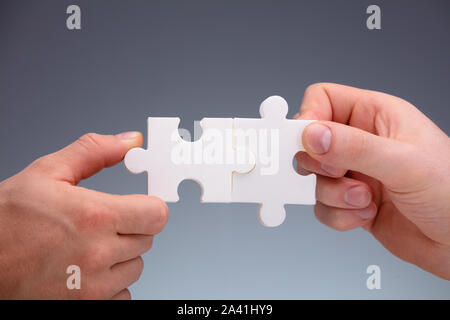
[232,95,317,227]
[124,96,316,227]
[258,202,286,227]
[124,117,256,203]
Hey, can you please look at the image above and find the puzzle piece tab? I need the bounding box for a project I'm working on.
[232,96,316,227]
[124,117,256,203]
[124,96,316,227]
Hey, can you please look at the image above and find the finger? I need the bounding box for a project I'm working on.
[297,83,369,122]
[37,132,143,185]
[368,202,450,277]
[346,171,383,207]
[297,83,409,125]
[76,188,169,235]
[296,151,347,177]
[302,121,420,189]
[112,234,154,264]
[111,288,131,300]
[112,194,169,235]
[109,256,144,295]
[314,201,377,232]
[316,175,372,209]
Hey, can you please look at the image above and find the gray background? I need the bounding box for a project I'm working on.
[0,0,449,299]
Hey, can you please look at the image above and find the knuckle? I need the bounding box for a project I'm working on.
[314,204,348,232]
[74,201,112,231]
[86,283,110,300]
[76,133,103,152]
[302,83,331,119]
[346,130,370,161]
[82,244,112,272]
[146,197,169,234]
[122,289,132,300]
[154,199,169,233]
[158,199,170,224]
[333,220,350,232]
[303,83,322,104]
[29,156,51,171]
[0,178,18,211]
[133,256,144,281]
[0,173,45,214]
[331,211,352,232]
[113,288,131,300]
[313,203,325,222]
[358,91,380,110]
[144,236,154,251]
[27,154,75,183]
[304,83,333,100]
[27,156,61,177]
[305,82,325,94]
[358,90,405,114]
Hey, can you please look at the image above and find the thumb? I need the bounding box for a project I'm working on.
[37,132,143,185]
[302,121,421,189]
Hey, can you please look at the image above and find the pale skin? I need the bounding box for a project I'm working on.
[0,132,169,299]
[296,83,450,279]
[0,84,448,300]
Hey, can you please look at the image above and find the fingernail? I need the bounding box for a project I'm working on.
[345,186,371,207]
[293,113,300,119]
[320,163,342,176]
[304,123,331,154]
[116,131,140,140]
[358,205,375,220]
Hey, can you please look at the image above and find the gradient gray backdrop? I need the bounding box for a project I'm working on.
[0,0,449,299]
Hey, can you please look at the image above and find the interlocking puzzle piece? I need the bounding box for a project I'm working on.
[124,96,316,227]
[232,96,316,227]
[124,117,256,203]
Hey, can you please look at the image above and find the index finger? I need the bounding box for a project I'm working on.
[112,194,169,235]
[297,83,372,123]
[82,189,169,235]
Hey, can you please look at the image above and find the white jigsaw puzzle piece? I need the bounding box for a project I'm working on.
[232,96,316,227]
[124,117,256,203]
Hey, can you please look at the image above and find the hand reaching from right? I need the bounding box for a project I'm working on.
[296,83,450,279]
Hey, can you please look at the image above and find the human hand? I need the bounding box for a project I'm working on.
[0,132,169,299]
[296,83,450,279]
